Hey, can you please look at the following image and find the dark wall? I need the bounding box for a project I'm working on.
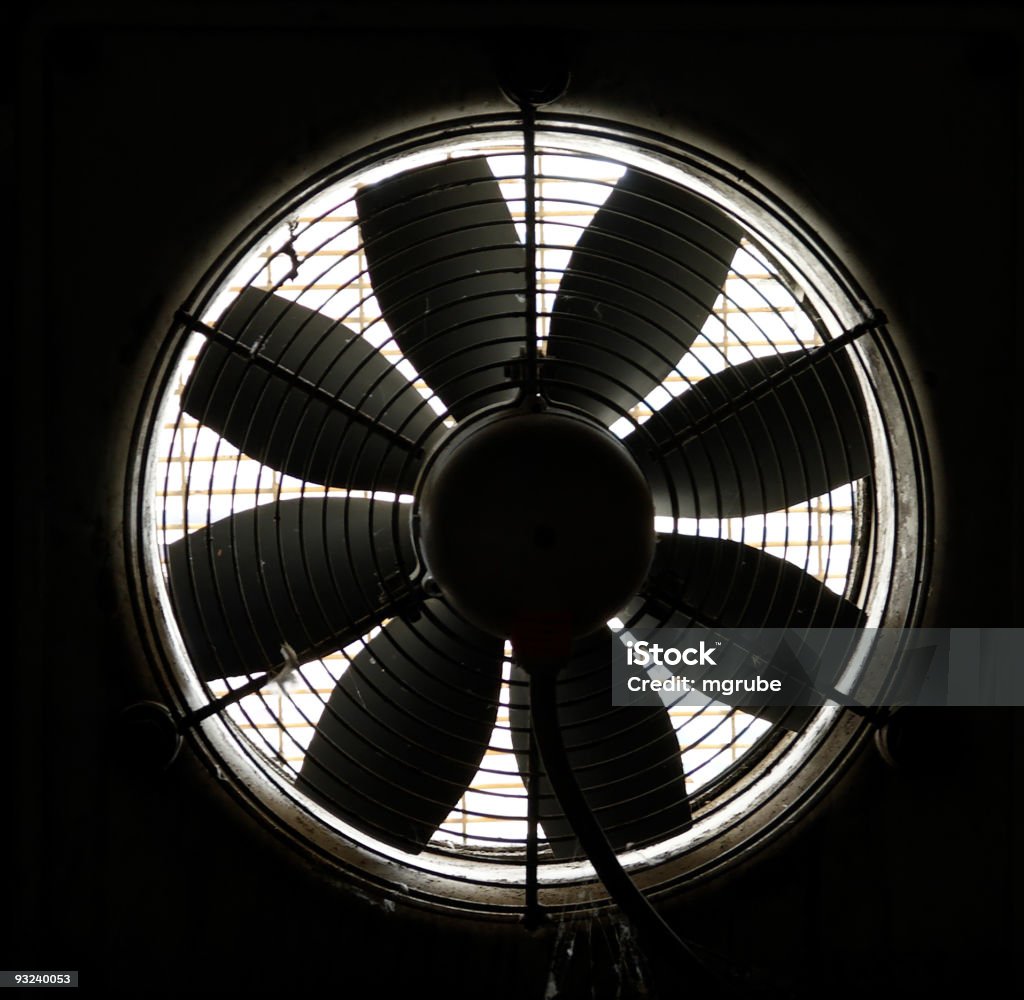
[12,5,1022,995]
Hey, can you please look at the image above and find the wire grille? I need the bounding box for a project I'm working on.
[149,131,878,870]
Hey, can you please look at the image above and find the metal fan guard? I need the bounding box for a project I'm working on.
[126,112,930,917]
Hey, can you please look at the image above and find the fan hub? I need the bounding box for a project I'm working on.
[416,410,655,641]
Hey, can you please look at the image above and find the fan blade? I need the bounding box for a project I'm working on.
[544,170,742,426]
[296,601,503,852]
[509,629,690,860]
[627,347,871,518]
[628,533,865,728]
[357,158,526,419]
[183,289,442,491]
[166,497,414,681]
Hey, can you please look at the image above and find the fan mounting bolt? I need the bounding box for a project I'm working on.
[498,61,571,108]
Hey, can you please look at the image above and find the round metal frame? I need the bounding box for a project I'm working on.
[125,111,931,917]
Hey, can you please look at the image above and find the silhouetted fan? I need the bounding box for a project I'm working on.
[166,151,871,858]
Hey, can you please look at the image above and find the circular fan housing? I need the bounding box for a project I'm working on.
[128,113,930,917]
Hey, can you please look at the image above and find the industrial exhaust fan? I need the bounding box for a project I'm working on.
[127,70,926,996]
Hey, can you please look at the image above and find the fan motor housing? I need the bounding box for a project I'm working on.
[415,406,656,641]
